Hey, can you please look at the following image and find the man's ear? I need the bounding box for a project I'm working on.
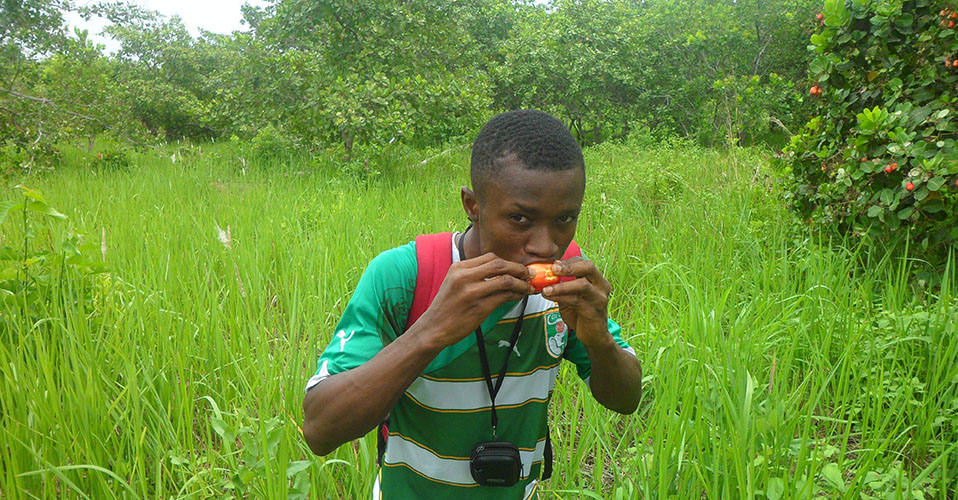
[461,186,479,223]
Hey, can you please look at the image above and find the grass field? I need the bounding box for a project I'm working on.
[1,139,956,499]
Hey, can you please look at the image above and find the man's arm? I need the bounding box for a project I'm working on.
[302,321,446,456]
[302,252,536,456]
[543,257,642,414]
[581,332,642,414]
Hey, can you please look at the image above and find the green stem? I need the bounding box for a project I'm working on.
[20,194,28,330]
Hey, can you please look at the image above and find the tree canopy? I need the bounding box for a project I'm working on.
[1,0,819,170]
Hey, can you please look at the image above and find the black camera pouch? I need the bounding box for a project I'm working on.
[469,441,522,487]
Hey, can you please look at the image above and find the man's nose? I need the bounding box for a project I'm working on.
[525,226,559,260]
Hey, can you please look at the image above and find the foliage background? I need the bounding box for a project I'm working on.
[2,0,818,167]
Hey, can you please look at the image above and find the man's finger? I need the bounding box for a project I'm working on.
[551,258,610,293]
[478,273,535,296]
[541,275,603,300]
[469,254,534,281]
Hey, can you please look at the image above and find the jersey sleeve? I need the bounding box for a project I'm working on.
[562,318,635,382]
[305,242,417,392]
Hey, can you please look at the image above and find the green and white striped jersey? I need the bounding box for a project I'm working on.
[306,234,634,499]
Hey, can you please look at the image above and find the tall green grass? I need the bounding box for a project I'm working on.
[1,139,955,499]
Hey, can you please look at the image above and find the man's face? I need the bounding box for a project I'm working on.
[464,154,585,265]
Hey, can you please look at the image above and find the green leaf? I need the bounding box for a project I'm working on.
[26,200,67,220]
[880,189,893,205]
[823,0,850,26]
[922,199,943,214]
[822,463,846,491]
[867,205,882,218]
[15,185,46,203]
[927,176,945,191]
[286,460,312,478]
[914,187,929,201]
[766,477,785,500]
[0,201,22,225]
[898,206,914,219]
[210,417,234,444]
[909,106,932,126]
[894,13,913,28]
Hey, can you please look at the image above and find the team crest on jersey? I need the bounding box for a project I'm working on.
[544,310,567,358]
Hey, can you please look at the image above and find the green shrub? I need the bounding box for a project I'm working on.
[704,73,803,147]
[91,149,131,171]
[249,124,296,163]
[780,0,958,256]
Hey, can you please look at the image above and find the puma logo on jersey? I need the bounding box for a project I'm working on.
[498,339,521,357]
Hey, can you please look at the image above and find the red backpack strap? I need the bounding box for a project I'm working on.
[382,232,452,466]
[562,240,582,259]
[406,232,453,330]
[558,240,582,284]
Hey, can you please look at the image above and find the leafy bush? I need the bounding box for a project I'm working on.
[0,140,60,176]
[249,124,296,163]
[704,73,802,147]
[91,149,132,171]
[780,0,958,256]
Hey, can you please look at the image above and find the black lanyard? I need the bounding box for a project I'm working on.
[457,230,528,437]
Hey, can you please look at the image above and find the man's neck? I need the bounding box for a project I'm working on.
[460,225,480,261]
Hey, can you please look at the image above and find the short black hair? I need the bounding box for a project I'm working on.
[471,110,584,193]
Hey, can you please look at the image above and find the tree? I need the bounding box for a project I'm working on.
[40,29,126,149]
[781,0,958,257]
[0,0,70,169]
[257,0,492,155]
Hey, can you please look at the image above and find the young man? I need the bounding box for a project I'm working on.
[302,110,642,499]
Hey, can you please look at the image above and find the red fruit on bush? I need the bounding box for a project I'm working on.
[953,60,958,68]
[906,181,915,192]
[950,20,956,28]
[817,13,823,20]
[528,263,560,293]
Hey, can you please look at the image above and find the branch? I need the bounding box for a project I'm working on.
[768,115,794,137]
[407,143,470,168]
[751,34,773,76]
[0,88,159,150]
[0,88,98,121]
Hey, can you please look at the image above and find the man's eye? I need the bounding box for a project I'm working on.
[557,215,577,223]
[509,214,528,223]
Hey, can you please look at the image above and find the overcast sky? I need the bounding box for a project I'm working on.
[66,0,271,51]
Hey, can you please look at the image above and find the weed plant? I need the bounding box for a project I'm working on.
[1,140,955,499]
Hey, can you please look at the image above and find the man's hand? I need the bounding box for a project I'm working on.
[540,256,611,348]
[416,252,534,349]
[541,257,642,414]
